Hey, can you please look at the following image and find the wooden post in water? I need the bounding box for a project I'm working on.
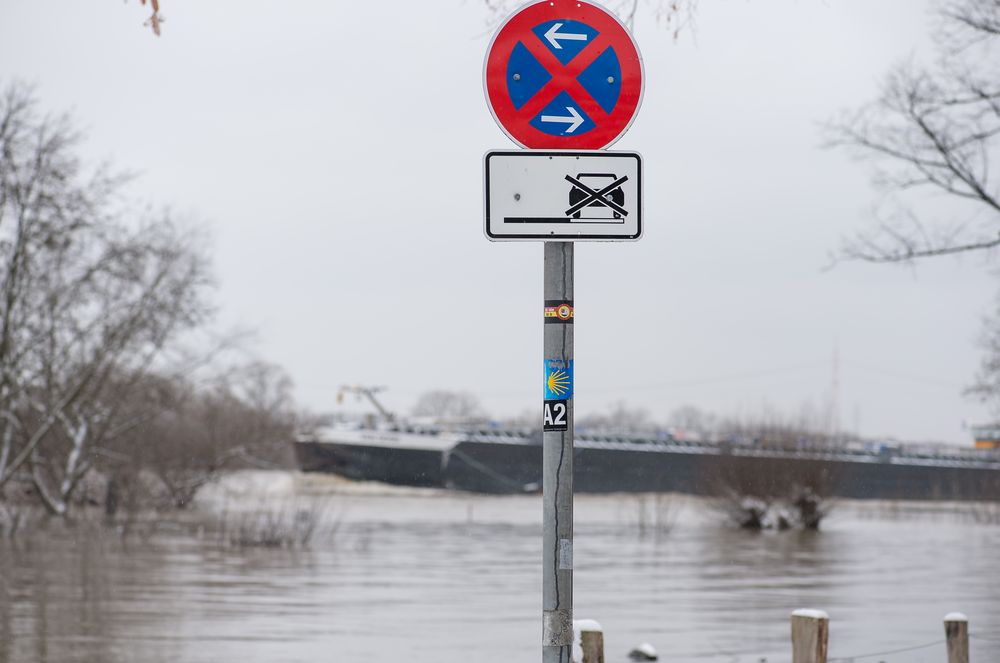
[573,620,604,663]
[791,609,829,663]
[944,613,969,663]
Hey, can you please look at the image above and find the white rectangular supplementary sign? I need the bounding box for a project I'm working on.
[484,150,643,241]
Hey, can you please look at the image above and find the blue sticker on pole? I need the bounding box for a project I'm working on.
[544,359,573,399]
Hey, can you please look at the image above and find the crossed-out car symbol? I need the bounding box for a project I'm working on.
[566,173,627,220]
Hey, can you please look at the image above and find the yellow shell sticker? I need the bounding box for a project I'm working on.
[544,359,573,399]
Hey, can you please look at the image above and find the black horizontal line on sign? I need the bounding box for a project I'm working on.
[503,217,625,224]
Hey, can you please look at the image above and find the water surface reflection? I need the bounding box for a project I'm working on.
[1,473,998,663]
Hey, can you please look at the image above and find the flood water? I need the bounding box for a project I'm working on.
[1,471,999,663]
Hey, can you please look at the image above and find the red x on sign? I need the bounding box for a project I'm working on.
[484,0,643,149]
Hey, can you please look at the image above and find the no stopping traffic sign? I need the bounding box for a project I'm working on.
[484,0,643,149]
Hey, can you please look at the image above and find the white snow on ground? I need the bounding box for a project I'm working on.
[629,642,658,660]
[194,470,297,510]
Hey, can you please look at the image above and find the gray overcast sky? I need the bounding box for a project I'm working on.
[1,0,994,444]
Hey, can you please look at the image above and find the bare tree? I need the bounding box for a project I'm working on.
[481,0,697,34]
[119,362,296,509]
[133,0,164,36]
[827,0,1000,263]
[411,390,485,422]
[967,290,1000,412]
[0,82,212,515]
[667,404,716,439]
[576,400,656,433]
[711,414,835,530]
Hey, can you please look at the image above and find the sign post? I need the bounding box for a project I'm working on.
[541,241,574,660]
[483,1,643,660]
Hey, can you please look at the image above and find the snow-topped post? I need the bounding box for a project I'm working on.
[944,613,969,663]
[790,609,828,663]
[572,620,604,663]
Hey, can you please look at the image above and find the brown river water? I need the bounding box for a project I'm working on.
[1,471,999,663]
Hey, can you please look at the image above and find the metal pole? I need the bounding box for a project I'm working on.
[542,241,574,663]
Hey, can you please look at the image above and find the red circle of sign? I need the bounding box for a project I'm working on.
[484,0,643,149]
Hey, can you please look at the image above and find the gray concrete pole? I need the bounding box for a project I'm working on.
[542,241,574,663]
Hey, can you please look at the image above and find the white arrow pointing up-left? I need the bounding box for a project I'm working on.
[540,106,584,134]
[544,23,589,50]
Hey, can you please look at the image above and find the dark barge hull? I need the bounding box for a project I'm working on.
[296,435,1000,501]
[295,440,445,488]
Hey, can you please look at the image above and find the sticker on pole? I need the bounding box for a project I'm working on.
[484,0,643,149]
[544,359,573,399]
[544,300,574,323]
[485,150,642,241]
[543,399,569,431]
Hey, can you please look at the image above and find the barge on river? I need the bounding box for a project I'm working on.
[294,423,1000,500]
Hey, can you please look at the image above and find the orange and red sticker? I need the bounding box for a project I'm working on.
[544,300,574,324]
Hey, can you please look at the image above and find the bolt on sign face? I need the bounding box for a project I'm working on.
[484,0,644,150]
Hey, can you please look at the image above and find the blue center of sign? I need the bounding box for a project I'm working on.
[504,19,625,138]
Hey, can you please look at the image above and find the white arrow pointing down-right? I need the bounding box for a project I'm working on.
[539,106,584,134]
